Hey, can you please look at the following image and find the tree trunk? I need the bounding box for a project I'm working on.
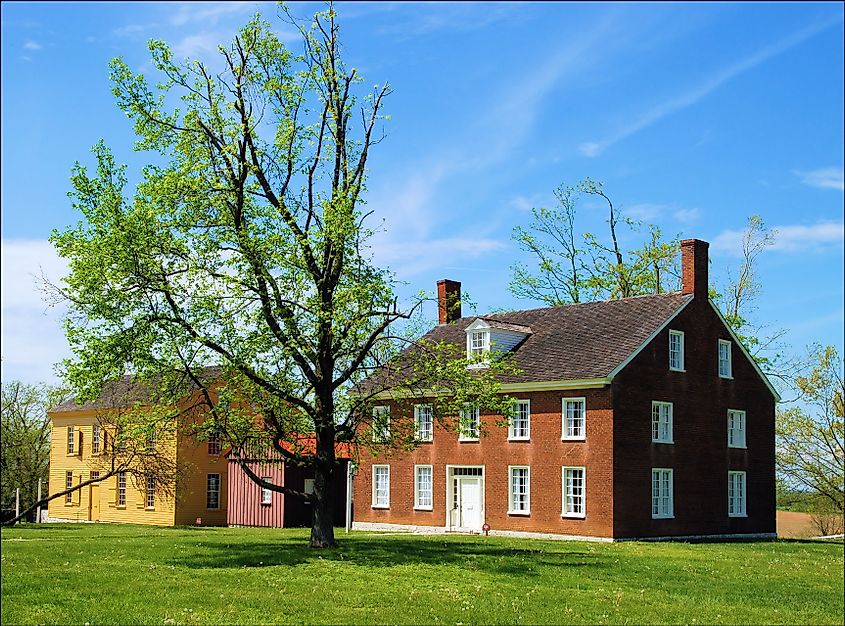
[309,461,336,548]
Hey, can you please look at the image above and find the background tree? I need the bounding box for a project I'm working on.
[509,178,680,305]
[0,381,64,517]
[776,344,844,515]
[48,6,513,548]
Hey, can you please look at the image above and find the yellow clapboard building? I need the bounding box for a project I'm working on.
[47,385,228,527]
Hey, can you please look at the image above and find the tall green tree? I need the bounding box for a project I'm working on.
[49,7,512,547]
[510,179,680,305]
[776,345,844,513]
[0,381,63,514]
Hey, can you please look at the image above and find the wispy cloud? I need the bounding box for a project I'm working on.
[795,166,845,191]
[23,39,42,50]
[580,14,844,157]
[1,239,70,384]
[624,203,700,225]
[712,222,844,256]
[169,2,259,27]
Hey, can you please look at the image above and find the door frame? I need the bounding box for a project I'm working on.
[444,465,485,531]
[88,483,100,521]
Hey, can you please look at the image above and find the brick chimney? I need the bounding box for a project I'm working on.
[681,239,709,298]
[437,279,462,324]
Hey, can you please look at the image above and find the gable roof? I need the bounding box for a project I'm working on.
[425,292,693,384]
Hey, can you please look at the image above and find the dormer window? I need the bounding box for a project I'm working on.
[465,318,531,366]
[470,330,489,358]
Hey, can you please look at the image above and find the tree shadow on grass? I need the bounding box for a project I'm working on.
[165,534,607,575]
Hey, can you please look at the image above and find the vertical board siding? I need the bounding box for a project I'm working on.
[227,460,285,527]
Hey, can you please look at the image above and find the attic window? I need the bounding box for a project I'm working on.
[469,331,489,358]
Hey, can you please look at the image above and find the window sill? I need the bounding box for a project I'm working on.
[669,368,686,373]
[561,513,585,519]
[458,438,480,443]
[507,510,530,516]
[64,502,75,507]
[728,445,747,450]
[728,513,748,518]
[508,437,530,442]
[561,437,586,442]
[414,506,433,512]
[207,507,220,511]
[652,440,674,445]
[719,375,734,380]
[651,515,674,520]
[466,363,490,370]
[371,505,390,510]
[415,439,434,444]
[145,507,155,511]
[116,505,126,510]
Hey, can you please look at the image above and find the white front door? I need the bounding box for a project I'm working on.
[458,477,482,530]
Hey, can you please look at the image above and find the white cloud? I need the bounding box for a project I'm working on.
[172,33,222,59]
[712,222,844,256]
[1,240,70,385]
[795,167,845,191]
[169,2,258,27]
[673,207,701,224]
[580,15,843,157]
[23,39,42,51]
[625,203,665,221]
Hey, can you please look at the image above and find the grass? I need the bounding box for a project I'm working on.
[1,524,842,625]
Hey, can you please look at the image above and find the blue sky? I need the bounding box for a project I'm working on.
[1,2,843,385]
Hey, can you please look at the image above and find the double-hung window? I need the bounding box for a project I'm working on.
[459,406,480,441]
[261,476,273,505]
[117,472,127,507]
[509,400,530,441]
[719,340,733,378]
[562,466,586,518]
[728,471,746,517]
[651,468,673,519]
[652,401,674,444]
[562,398,586,441]
[65,471,74,504]
[207,432,221,456]
[67,426,75,455]
[145,475,155,509]
[728,410,746,448]
[508,466,530,514]
[372,465,390,508]
[414,405,433,442]
[669,330,685,371]
[207,473,220,509]
[469,331,488,359]
[372,406,390,443]
[147,428,157,453]
[92,424,101,454]
[414,465,433,510]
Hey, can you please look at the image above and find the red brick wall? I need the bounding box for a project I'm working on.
[354,388,616,538]
[611,297,777,538]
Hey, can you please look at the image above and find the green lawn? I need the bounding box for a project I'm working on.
[1,524,842,625]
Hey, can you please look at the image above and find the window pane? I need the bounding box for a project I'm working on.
[416,467,432,508]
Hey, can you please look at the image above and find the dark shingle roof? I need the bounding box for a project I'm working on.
[428,292,692,383]
[51,366,222,413]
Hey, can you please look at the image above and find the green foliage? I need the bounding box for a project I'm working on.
[776,345,845,512]
[49,7,514,546]
[2,525,843,625]
[510,179,680,306]
[0,382,65,510]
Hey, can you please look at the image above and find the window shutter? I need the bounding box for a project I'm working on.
[76,429,83,456]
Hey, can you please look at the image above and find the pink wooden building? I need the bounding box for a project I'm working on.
[226,440,351,528]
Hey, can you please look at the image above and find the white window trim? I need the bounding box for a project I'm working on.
[651,468,674,519]
[207,473,221,510]
[669,329,685,372]
[466,326,491,367]
[727,409,747,449]
[458,405,480,442]
[372,406,391,443]
[260,476,273,505]
[561,466,586,518]
[561,397,587,441]
[67,426,75,455]
[719,339,733,379]
[651,401,674,444]
[372,464,390,509]
[65,471,74,504]
[728,471,747,518]
[507,465,531,515]
[414,464,434,511]
[508,399,531,441]
[117,472,127,507]
[145,475,155,510]
[414,404,434,442]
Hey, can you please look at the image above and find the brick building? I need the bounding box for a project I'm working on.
[352,239,779,541]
